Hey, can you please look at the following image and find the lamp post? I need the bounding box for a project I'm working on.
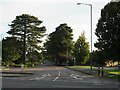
[66,45,68,66]
[0,34,3,63]
[23,20,27,65]
[77,3,93,74]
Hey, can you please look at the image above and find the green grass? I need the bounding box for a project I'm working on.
[108,72,120,75]
[2,74,24,77]
[104,69,120,75]
[68,66,96,69]
[105,70,120,79]
[107,74,120,79]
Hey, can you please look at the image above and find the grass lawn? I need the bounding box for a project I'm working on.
[68,66,97,69]
[104,69,120,79]
[108,72,120,75]
[107,75,120,79]
[104,69,120,74]
[2,74,24,77]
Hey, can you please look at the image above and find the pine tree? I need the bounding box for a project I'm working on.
[74,32,90,65]
[7,14,46,64]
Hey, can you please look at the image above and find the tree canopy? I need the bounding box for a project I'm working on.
[44,23,74,64]
[94,2,120,63]
[74,32,90,65]
[6,14,46,65]
[2,37,21,66]
[8,14,46,51]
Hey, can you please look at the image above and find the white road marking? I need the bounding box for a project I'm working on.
[78,78,83,80]
[70,74,78,79]
[73,76,78,79]
[75,75,80,77]
[70,74,83,80]
[47,73,51,76]
[53,68,61,81]
[94,82,104,85]
[35,78,39,79]
[70,74,73,76]
[41,73,51,78]
[33,73,51,80]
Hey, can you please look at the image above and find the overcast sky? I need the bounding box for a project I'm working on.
[0,0,112,50]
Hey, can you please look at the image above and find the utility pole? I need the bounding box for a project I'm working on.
[77,3,93,74]
[23,21,27,64]
[0,34,3,63]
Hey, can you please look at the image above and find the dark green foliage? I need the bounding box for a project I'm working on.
[95,2,120,63]
[44,23,74,64]
[8,14,46,51]
[2,37,21,66]
[4,14,46,66]
[26,50,44,66]
[74,32,90,65]
[92,50,106,66]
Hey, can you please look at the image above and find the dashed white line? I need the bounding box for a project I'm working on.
[35,77,39,79]
[47,73,51,76]
[70,74,83,80]
[53,68,61,81]
[33,73,51,80]
[40,73,50,78]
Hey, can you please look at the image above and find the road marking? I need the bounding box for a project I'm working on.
[70,74,83,80]
[32,73,51,80]
[53,68,61,81]
[35,78,39,79]
[73,76,78,79]
[94,82,104,85]
[48,73,51,76]
[70,74,78,79]
[75,75,80,77]
[41,73,51,78]
[70,74,73,76]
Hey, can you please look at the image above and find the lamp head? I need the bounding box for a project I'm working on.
[77,3,82,5]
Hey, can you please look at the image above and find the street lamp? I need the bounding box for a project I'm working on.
[77,3,93,74]
[0,34,3,63]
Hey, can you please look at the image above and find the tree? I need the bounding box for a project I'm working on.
[92,50,106,66]
[27,50,43,67]
[94,2,120,64]
[74,32,90,65]
[44,23,74,64]
[2,37,21,66]
[7,14,46,64]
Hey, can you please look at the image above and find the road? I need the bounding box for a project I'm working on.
[2,64,119,89]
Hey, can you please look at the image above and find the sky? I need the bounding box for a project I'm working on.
[0,0,112,50]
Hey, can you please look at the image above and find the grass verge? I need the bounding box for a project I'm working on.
[68,66,96,69]
[67,65,120,79]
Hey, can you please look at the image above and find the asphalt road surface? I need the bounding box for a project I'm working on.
[2,64,119,89]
